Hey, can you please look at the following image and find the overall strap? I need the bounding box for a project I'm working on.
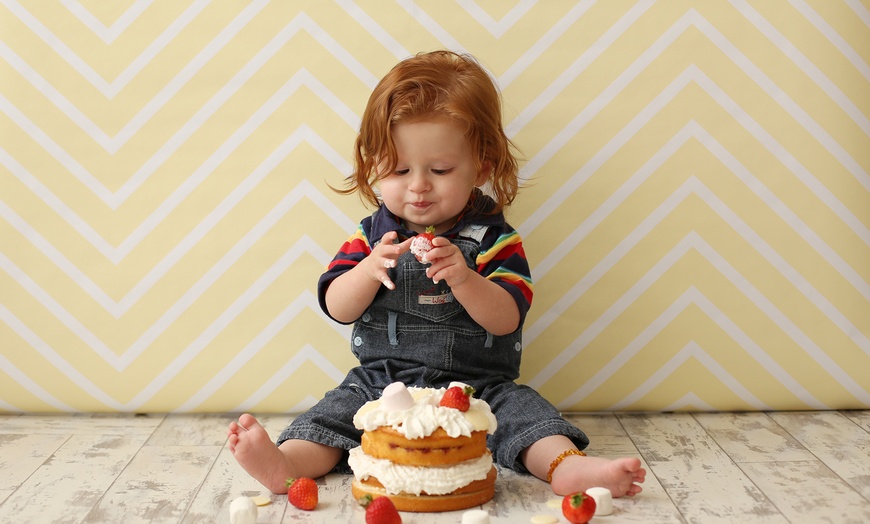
[457,224,494,348]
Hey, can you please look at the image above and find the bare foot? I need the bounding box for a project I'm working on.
[550,455,646,497]
[227,414,293,493]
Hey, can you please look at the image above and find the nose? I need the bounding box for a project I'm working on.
[407,171,429,193]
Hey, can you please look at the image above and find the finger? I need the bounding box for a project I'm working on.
[380,231,398,244]
[380,275,395,290]
[431,236,453,248]
[383,259,395,269]
[395,237,413,252]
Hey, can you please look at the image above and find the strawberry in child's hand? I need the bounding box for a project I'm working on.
[439,385,475,412]
[286,477,318,510]
[562,491,596,524]
[359,494,402,524]
[410,226,436,263]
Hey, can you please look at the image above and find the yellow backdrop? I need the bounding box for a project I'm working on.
[1,1,868,413]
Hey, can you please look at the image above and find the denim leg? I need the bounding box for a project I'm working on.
[479,382,589,473]
[274,367,390,472]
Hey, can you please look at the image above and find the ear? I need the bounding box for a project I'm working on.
[475,160,492,187]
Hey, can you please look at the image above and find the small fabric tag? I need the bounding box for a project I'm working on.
[418,293,454,305]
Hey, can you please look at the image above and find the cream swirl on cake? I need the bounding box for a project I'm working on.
[352,384,497,438]
[347,448,493,496]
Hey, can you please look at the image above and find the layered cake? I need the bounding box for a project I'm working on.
[348,382,498,512]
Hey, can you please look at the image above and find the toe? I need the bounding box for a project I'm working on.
[238,413,259,430]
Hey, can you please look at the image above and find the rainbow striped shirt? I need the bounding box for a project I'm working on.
[317,197,533,326]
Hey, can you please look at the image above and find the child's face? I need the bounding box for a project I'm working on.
[378,116,488,235]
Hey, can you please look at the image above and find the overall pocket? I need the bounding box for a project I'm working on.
[402,264,464,322]
[401,237,479,322]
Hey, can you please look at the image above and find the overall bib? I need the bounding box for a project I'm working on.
[351,226,523,387]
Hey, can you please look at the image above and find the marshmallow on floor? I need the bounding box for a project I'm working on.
[586,486,613,515]
[229,496,258,524]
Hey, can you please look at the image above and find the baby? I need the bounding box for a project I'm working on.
[228,50,645,499]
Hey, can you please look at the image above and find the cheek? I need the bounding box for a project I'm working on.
[377,178,402,201]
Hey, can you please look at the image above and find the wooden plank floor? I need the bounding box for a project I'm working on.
[1,411,869,523]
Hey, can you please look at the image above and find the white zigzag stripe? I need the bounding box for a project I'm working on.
[526,119,870,356]
[0,397,22,412]
[177,303,351,412]
[126,287,332,411]
[607,341,771,411]
[1,16,366,181]
[520,65,869,250]
[733,0,870,136]
[396,0,463,52]
[1,133,354,318]
[531,117,870,304]
[529,225,870,402]
[0,351,73,411]
[335,0,409,59]
[689,71,870,250]
[0,41,129,156]
[119,125,351,266]
[797,0,870,81]
[2,0,228,99]
[1,204,334,373]
[498,0,601,89]
[455,0,537,38]
[662,393,715,412]
[847,0,870,27]
[0,252,116,367]
[0,295,344,413]
[692,10,870,191]
[0,305,120,411]
[0,99,108,205]
[693,125,870,309]
[526,197,869,403]
[231,344,348,414]
[506,0,651,132]
[118,233,335,375]
[4,106,353,265]
[59,0,154,44]
[552,286,826,410]
[0,263,339,412]
[515,9,870,195]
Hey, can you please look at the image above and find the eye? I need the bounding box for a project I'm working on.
[394,168,409,175]
[431,168,452,175]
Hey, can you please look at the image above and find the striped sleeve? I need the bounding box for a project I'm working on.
[476,228,534,312]
[326,225,371,272]
[317,224,372,322]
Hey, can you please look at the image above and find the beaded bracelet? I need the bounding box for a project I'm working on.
[546,449,587,483]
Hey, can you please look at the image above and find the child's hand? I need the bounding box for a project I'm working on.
[425,237,473,288]
[369,231,411,290]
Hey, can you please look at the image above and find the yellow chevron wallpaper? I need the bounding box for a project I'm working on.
[1,1,868,413]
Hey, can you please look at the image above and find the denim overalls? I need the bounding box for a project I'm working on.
[349,225,522,385]
[277,223,589,473]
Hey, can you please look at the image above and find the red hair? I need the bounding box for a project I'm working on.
[338,50,520,214]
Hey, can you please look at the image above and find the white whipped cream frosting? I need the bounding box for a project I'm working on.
[352,385,498,439]
[348,447,493,496]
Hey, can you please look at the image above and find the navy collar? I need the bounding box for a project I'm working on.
[369,189,504,241]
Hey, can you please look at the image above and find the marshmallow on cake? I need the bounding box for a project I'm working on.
[348,382,498,512]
